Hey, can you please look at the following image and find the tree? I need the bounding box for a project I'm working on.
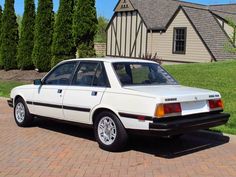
[17,15,22,35]
[51,0,76,67]
[32,0,54,72]
[0,0,19,70]
[17,0,35,70]
[0,6,3,69]
[95,16,108,43]
[73,0,97,58]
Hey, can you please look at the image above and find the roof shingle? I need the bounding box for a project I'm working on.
[130,0,205,30]
[128,0,236,60]
[182,6,236,60]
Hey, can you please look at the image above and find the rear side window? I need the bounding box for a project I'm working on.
[44,62,77,85]
[72,62,109,87]
[113,62,177,86]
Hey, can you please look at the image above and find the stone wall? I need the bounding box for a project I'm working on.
[94,43,106,57]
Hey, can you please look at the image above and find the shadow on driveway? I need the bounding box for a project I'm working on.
[33,117,230,159]
[128,132,229,158]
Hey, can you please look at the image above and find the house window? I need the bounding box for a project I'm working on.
[173,28,187,54]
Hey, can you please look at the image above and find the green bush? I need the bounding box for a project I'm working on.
[77,43,96,58]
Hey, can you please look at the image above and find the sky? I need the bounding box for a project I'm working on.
[0,0,235,19]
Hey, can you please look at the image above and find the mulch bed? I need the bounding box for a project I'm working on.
[0,70,47,83]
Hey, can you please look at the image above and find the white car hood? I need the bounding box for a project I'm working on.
[124,85,220,103]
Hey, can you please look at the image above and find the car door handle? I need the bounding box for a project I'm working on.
[57,89,62,94]
[91,91,97,96]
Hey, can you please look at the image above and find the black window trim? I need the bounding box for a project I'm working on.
[172,27,187,54]
[42,61,79,86]
[70,61,111,88]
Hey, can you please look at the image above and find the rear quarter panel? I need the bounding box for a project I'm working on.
[99,88,157,130]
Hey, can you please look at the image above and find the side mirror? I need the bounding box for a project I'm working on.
[33,79,43,85]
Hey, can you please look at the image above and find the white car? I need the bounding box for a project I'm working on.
[8,58,230,151]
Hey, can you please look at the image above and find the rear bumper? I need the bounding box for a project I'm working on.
[149,113,230,136]
[7,99,13,108]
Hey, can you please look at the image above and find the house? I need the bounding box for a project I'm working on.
[106,0,236,63]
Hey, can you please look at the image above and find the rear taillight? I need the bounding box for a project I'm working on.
[208,99,223,111]
[155,103,182,118]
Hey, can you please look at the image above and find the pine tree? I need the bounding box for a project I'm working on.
[17,0,35,70]
[0,6,3,69]
[0,0,19,70]
[51,0,75,67]
[73,0,97,58]
[32,0,54,72]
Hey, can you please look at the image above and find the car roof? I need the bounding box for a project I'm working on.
[60,57,158,64]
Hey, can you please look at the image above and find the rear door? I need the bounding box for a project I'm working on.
[31,61,77,119]
[63,61,109,124]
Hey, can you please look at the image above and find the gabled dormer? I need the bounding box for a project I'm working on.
[114,0,135,12]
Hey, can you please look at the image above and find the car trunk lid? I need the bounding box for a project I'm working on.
[124,85,221,116]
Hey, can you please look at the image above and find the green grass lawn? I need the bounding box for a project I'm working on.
[164,60,236,135]
[0,81,24,98]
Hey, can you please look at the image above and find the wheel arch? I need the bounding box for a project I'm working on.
[91,106,122,125]
[13,95,25,107]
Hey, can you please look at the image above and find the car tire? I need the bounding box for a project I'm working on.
[14,97,33,127]
[94,111,128,152]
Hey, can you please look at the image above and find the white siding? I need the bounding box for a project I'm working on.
[217,18,224,26]
[111,17,116,56]
[126,12,131,56]
[224,23,236,45]
[107,27,111,56]
[121,12,126,56]
[215,17,235,45]
[106,11,147,58]
[131,11,137,57]
[147,9,212,63]
[136,15,141,57]
[116,13,121,56]
[142,24,147,56]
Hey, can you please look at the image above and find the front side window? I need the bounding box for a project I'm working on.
[72,62,109,87]
[113,62,178,86]
[173,27,187,54]
[44,62,77,85]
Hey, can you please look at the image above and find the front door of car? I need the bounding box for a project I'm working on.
[31,61,77,119]
[63,61,109,124]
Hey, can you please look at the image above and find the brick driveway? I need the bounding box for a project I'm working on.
[1,98,236,177]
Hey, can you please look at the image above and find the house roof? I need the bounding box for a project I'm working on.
[209,4,236,22]
[209,4,236,13]
[129,0,205,30]
[129,0,236,30]
[211,10,236,23]
[127,0,236,60]
[182,6,236,60]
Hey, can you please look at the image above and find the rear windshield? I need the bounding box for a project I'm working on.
[112,62,178,86]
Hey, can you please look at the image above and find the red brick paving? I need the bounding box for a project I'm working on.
[0,98,236,177]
